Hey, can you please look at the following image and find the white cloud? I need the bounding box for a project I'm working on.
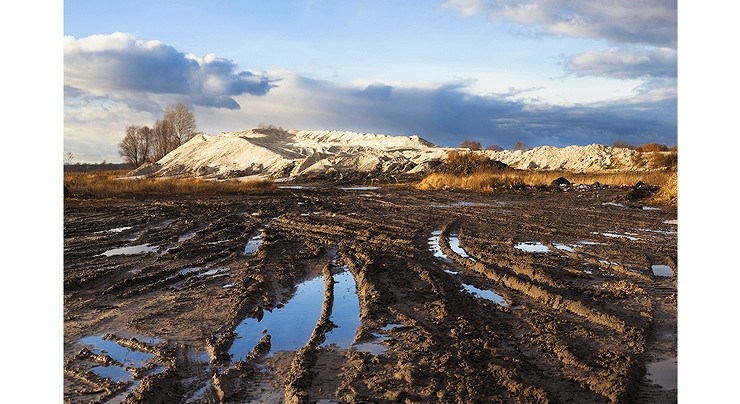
[443,0,677,47]
[568,47,677,79]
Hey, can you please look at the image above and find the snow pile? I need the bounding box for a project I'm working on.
[484,144,640,172]
[127,128,648,180]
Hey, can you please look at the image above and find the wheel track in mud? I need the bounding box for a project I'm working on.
[64,187,677,403]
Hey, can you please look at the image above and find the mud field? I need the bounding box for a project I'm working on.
[64,185,677,403]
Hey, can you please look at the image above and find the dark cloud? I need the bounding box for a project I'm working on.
[64,33,278,110]
[443,0,677,47]
[280,76,676,148]
[567,47,676,79]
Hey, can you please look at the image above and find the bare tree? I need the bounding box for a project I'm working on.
[118,125,155,167]
[486,144,503,151]
[163,103,197,147]
[513,141,527,151]
[64,152,75,165]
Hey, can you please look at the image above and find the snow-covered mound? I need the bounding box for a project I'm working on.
[127,128,649,180]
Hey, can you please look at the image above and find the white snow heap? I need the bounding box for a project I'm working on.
[127,128,647,179]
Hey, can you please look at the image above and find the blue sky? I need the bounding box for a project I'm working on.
[64,0,678,162]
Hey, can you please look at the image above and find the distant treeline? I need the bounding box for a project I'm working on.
[64,162,133,173]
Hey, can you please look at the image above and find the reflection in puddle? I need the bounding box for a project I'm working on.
[602,202,626,207]
[178,231,196,242]
[514,242,550,253]
[428,231,451,261]
[100,244,157,256]
[198,267,229,277]
[462,283,508,306]
[243,230,264,256]
[651,265,674,277]
[449,232,476,261]
[229,276,325,362]
[595,232,641,241]
[278,185,315,190]
[579,240,605,246]
[553,243,575,252]
[353,324,401,355]
[444,269,458,275]
[646,358,677,390]
[91,365,133,382]
[642,206,661,211]
[106,226,133,233]
[80,336,154,367]
[322,269,361,349]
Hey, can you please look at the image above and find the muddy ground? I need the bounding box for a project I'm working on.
[64,184,677,403]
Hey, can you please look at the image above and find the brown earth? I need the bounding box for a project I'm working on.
[64,184,677,403]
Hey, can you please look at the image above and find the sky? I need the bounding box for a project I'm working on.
[63,0,678,162]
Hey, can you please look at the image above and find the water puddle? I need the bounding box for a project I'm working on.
[100,244,158,257]
[602,202,626,207]
[651,264,674,277]
[90,365,133,382]
[462,283,508,306]
[106,226,133,233]
[449,232,476,262]
[444,269,459,275]
[352,324,401,355]
[514,242,550,253]
[278,185,315,190]
[646,358,677,390]
[198,267,229,278]
[642,206,661,211]
[636,228,678,236]
[178,231,197,242]
[243,229,265,256]
[579,240,605,246]
[428,230,451,261]
[594,232,641,241]
[322,269,361,349]
[229,276,325,362]
[79,336,155,367]
[222,283,234,288]
[553,243,575,252]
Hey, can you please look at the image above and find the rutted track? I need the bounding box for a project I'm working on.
[64,186,677,403]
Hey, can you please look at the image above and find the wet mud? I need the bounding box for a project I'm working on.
[64,185,677,403]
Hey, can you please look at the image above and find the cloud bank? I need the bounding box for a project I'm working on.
[443,0,677,47]
[64,32,277,111]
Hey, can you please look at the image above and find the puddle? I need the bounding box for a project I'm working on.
[278,185,315,190]
[449,232,476,261]
[229,276,325,362]
[651,264,674,277]
[100,244,158,257]
[428,231,451,261]
[462,283,508,306]
[595,232,641,241]
[352,324,401,355]
[177,267,202,276]
[602,202,626,207]
[553,243,575,252]
[664,219,678,225]
[338,186,380,190]
[642,206,661,211]
[223,283,234,288]
[444,269,459,275]
[178,231,197,242]
[636,228,678,236]
[646,358,677,390]
[322,269,361,349]
[90,365,133,382]
[243,229,265,256]
[514,242,550,253]
[79,336,154,367]
[579,240,605,246]
[106,226,133,233]
[198,267,229,277]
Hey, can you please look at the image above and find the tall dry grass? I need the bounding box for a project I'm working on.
[64,171,276,197]
[416,169,678,205]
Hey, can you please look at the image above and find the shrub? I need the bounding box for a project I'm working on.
[459,140,482,150]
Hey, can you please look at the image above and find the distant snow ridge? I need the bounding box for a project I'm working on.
[126,128,645,180]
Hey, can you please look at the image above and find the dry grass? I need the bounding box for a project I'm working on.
[64,171,276,197]
[416,169,678,206]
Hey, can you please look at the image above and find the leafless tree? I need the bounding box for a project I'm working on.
[163,102,198,147]
[118,125,155,167]
[486,144,503,151]
[513,141,527,151]
[64,152,75,165]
